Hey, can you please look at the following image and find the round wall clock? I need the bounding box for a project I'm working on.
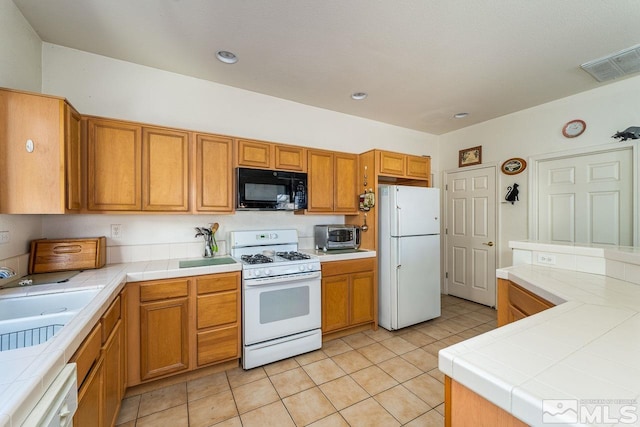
[562,119,586,138]
[501,158,527,175]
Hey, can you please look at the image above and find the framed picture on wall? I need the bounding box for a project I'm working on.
[501,157,527,175]
[459,146,482,167]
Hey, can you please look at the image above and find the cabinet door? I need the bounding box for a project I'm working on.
[307,150,334,212]
[350,271,375,325]
[237,139,272,168]
[74,356,104,427]
[0,90,66,213]
[322,275,350,332]
[406,155,430,180]
[196,134,234,212]
[379,151,405,177]
[334,152,358,213]
[65,105,82,211]
[197,325,239,366]
[103,320,123,427]
[275,145,305,171]
[140,297,189,380]
[88,119,142,210]
[142,127,190,211]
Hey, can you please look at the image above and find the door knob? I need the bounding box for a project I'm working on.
[483,241,494,247]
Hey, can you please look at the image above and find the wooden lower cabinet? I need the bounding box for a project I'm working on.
[445,376,528,427]
[139,296,189,380]
[321,258,376,335]
[126,272,241,387]
[497,279,554,327]
[73,293,125,427]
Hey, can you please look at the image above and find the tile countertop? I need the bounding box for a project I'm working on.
[0,257,242,427]
[0,249,375,427]
[438,264,640,427]
[301,248,377,262]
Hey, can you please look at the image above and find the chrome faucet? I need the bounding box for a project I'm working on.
[0,267,16,279]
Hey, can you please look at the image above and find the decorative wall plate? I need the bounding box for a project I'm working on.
[501,158,527,175]
[562,119,586,138]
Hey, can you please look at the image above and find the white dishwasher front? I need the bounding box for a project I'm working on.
[22,363,78,427]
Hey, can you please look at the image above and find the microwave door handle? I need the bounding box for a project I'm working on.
[355,227,361,248]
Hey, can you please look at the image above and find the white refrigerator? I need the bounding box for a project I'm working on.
[378,185,441,330]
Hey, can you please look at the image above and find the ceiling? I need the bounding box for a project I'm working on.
[13,0,640,135]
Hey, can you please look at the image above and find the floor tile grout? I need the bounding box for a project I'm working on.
[116,295,496,426]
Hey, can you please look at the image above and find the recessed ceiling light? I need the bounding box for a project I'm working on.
[216,50,238,64]
[351,92,368,100]
[453,112,469,119]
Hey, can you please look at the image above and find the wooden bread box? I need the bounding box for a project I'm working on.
[29,236,107,274]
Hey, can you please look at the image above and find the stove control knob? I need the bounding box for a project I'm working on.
[254,269,262,277]
[299,265,305,272]
[264,269,271,276]
[307,264,314,271]
[245,270,253,278]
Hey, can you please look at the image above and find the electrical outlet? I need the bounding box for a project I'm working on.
[0,231,9,244]
[537,253,556,265]
[111,224,122,239]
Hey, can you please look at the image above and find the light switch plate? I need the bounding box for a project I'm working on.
[0,231,9,244]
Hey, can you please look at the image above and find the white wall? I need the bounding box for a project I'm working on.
[439,75,640,267]
[38,44,438,254]
[0,0,43,263]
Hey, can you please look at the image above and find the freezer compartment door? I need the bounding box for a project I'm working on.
[390,186,440,237]
[393,234,441,329]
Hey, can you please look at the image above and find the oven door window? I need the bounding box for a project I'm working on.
[260,286,309,323]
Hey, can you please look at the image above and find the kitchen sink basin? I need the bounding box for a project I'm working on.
[0,289,100,322]
[0,289,100,351]
[178,257,238,268]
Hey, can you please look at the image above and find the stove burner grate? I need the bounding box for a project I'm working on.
[241,254,274,264]
[276,251,311,261]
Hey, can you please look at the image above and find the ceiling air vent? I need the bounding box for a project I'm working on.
[581,44,640,82]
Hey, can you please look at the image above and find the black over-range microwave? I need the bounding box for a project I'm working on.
[236,167,307,210]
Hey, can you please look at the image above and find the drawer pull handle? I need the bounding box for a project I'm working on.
[52,245,83,254]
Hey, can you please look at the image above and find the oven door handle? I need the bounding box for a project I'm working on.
[243,270,321,286]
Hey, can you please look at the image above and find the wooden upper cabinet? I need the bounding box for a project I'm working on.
[379,151,405,176]
[307,149,358,214]
[0,88,82,213]
[236,139,271,168]
[87,119,190,212]
[236,138,305,171]
[275,145,305,171]
[377,150,431,183]
[142,127,190,211]
[406,155,430,179]
[87,118,142,211]
[307,149,335,212]
[195,134,234,212]
[334,152,358,213]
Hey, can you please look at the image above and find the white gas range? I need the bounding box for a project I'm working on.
[229,229,322,369]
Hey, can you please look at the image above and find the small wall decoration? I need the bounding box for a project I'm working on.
[612,126,640,141]
[501,158,527,175]
[562,119,586,138]
[459,146,482,167]
[505,183,520,204]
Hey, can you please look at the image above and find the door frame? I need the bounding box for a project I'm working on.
[528,142,639,246]
[442,163,500,298]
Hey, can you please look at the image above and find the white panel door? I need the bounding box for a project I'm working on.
[537,149,632,246]
[445,166,496,307]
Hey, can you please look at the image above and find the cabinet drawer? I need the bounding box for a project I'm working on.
[71,323,102,388]
[508,282,553,317]
[322,258,375,276]
[140,279,189,302]
[196,273,239,295]
[101,295,121,343]
[197,291,238,329]
[197,325,239,366]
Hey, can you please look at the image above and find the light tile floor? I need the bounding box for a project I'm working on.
[116,295,497,426]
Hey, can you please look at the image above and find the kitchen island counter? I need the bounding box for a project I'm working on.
[0,257,240,427]
[439,248,640,426]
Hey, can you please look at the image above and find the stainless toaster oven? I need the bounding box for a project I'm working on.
[314,225,360,251]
